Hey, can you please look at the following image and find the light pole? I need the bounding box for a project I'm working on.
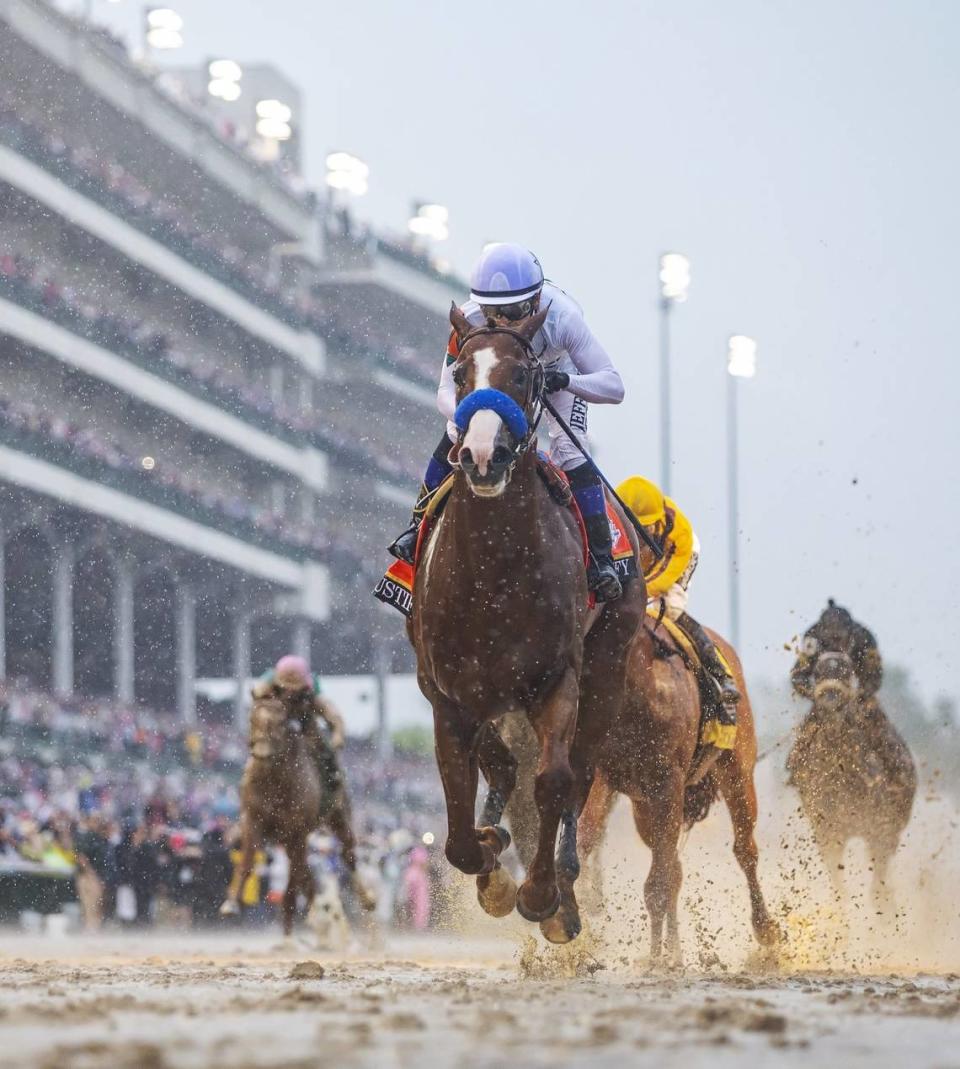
[726,334,757,650]
[658,253,690,496]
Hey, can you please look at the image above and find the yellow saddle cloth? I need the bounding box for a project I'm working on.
[645,606,737,751]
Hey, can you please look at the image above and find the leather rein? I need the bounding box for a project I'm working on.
[455,324,546,460]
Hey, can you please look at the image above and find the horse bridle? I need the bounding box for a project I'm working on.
[455,324,546,458]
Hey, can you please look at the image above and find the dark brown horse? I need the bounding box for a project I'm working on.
[508,620,781,962]
[411,306,645,933]
[220,697,324,935]
[787,649,916,912]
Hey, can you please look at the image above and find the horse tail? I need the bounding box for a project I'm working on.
[683,772,718,828]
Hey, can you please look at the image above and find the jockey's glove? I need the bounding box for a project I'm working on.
[544,370,570,394]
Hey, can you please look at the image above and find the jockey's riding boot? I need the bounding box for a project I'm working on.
[387,482,428,565]
[676,612,742,711]
[388,433,454,565]
[583,513,623,603]
[567,461,623,602]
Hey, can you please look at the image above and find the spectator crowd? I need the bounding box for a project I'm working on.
[0,247,422,490]
[0,393,393,575]
[0,681,445,932]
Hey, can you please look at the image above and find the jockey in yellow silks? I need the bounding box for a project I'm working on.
[617,476,741,719]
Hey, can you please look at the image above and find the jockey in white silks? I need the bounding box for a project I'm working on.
[388,243,626,602]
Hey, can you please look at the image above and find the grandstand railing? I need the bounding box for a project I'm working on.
[0,114,306,330]
[0,272,416,492]
[0,116,441,401]
[0,417,317,562]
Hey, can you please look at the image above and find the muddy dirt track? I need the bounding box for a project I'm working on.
[0,932,959,1069]
[3,766,960,1068]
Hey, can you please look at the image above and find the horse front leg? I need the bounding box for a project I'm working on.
[434,704,507,879]
[516,669,579,923]
[221,815,257,917]
[474,722,519,918]
[541,770,615,944]
[283,838,308,937]
[868,831,900,921]
[328,800,376,911]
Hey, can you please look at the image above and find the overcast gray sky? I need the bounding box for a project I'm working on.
[92,0,959,701]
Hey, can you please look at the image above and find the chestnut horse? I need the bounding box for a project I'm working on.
[221,697,324,935]
[507,620,781,961]
[411,305,645,932]
[787,649,916,913]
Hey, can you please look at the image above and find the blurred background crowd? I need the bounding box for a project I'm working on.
[0,679,446,933]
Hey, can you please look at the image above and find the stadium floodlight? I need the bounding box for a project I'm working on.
[256,99,292,123]
[727,334,758,378]
[255,99,293,142]
[209,59,242,82]
[256,117,292,140]
[325,151,369,197]
[659,252,691,303]
[208,61,242,101]
[145,8,183,49]
[208,79,241,101]
[408,202,449,241]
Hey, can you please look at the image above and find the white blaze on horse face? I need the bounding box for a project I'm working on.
[471,346,499,390]
[461,346,503,478]
[462,410,503,476]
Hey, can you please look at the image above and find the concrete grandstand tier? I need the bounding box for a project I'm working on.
[0,0,466,701]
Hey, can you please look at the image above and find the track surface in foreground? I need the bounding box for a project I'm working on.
[1,931,959,1069]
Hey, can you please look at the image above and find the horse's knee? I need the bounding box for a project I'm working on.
[535,763,573,810]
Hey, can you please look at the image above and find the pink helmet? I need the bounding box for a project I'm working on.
[274,654,311,690]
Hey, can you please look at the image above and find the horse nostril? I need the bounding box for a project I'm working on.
[492,446,512,466]
[459,448,474,467]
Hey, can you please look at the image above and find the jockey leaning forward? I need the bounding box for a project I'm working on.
[617,476,742,727]
[252,655,368,889]
[388,242,626,603]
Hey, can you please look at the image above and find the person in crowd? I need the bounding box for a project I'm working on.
[400,846,432,931]
[191,828,233,925]
[73,815,114,931]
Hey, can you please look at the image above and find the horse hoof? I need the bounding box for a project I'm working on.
[219,899,240,917]
[516,882,561,923]
[540,909,581,945]
[477,864,517,918]
[479,825,512,855]
[757,918,785,947]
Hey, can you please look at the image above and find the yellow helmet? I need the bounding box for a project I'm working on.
[616,476,666,527]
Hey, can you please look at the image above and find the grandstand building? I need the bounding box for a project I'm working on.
[0,0,460,723]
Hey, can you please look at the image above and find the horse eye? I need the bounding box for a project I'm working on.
[452,365,466,388]
[513,368,528,387]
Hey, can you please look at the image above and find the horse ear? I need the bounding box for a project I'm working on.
[450,302,473,343]
[516,303,550,341]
